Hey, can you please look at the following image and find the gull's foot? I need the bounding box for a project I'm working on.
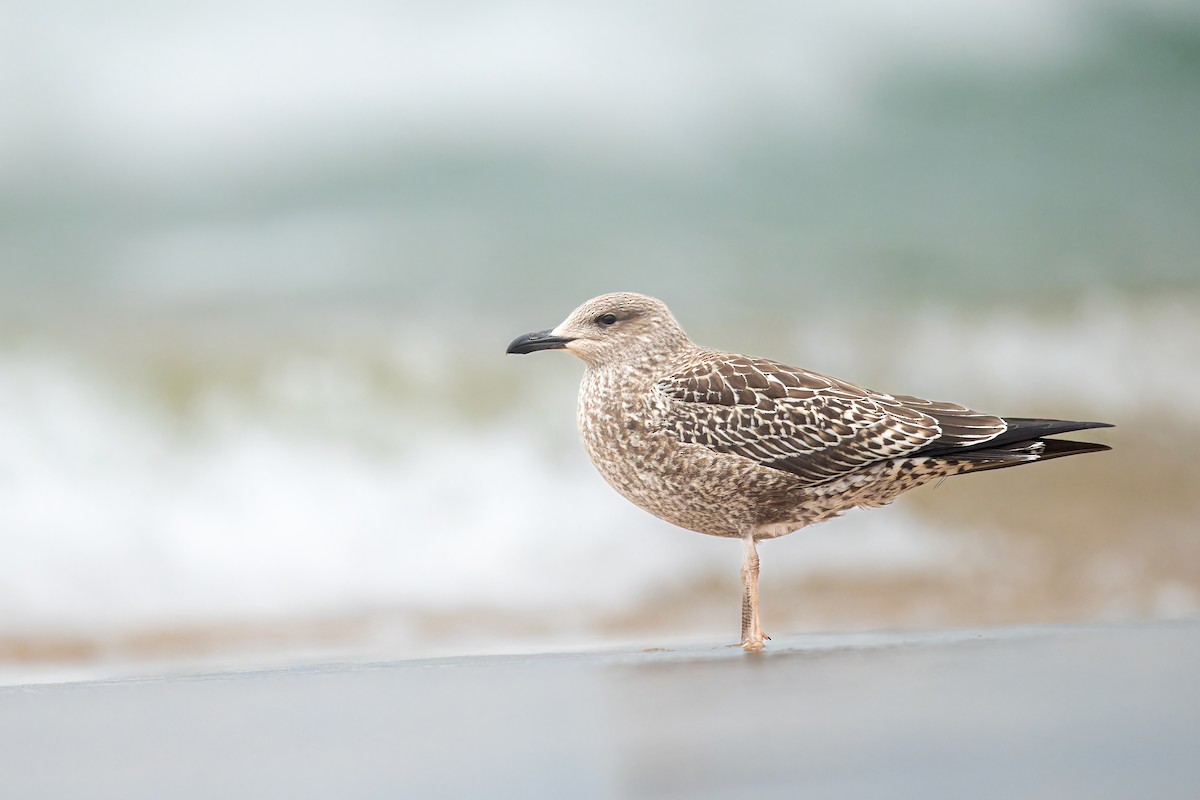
[740,631,770,652]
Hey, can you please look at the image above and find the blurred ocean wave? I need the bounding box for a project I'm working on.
[1,299,1194,681]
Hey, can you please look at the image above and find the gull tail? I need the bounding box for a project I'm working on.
[914,417,1112,473]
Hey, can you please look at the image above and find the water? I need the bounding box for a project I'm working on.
[4,1,1198,309]
[1,0,1198,678]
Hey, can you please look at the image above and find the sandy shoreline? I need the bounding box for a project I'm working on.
[1,619,1196,799]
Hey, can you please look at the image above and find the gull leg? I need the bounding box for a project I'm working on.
[740,534,769,651]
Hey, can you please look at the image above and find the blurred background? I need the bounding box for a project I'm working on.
[1,0,1197,683]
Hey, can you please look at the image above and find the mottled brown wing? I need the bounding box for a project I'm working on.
[653,353,1007,486]
[888,394,1013,453]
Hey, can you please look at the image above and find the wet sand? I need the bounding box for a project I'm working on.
[1,619,1196,799]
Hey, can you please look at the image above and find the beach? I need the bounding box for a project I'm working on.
[2,619,1196,799]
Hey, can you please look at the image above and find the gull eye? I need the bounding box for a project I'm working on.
[597,313,618,326]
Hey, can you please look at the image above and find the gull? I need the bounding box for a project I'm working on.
[506,292,1111,650]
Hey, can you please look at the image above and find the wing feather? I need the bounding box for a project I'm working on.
[654,353,1007,486]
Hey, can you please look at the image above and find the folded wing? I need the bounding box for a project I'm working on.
[654,353,1008,487]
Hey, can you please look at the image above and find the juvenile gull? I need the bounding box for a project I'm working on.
[506,292,1111,651]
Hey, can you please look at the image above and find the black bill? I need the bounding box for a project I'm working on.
[506,329,575,354]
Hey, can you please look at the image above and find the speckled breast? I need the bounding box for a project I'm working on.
[575,366,801,538]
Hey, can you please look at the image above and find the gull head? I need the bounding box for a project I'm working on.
[506,292,691,369]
